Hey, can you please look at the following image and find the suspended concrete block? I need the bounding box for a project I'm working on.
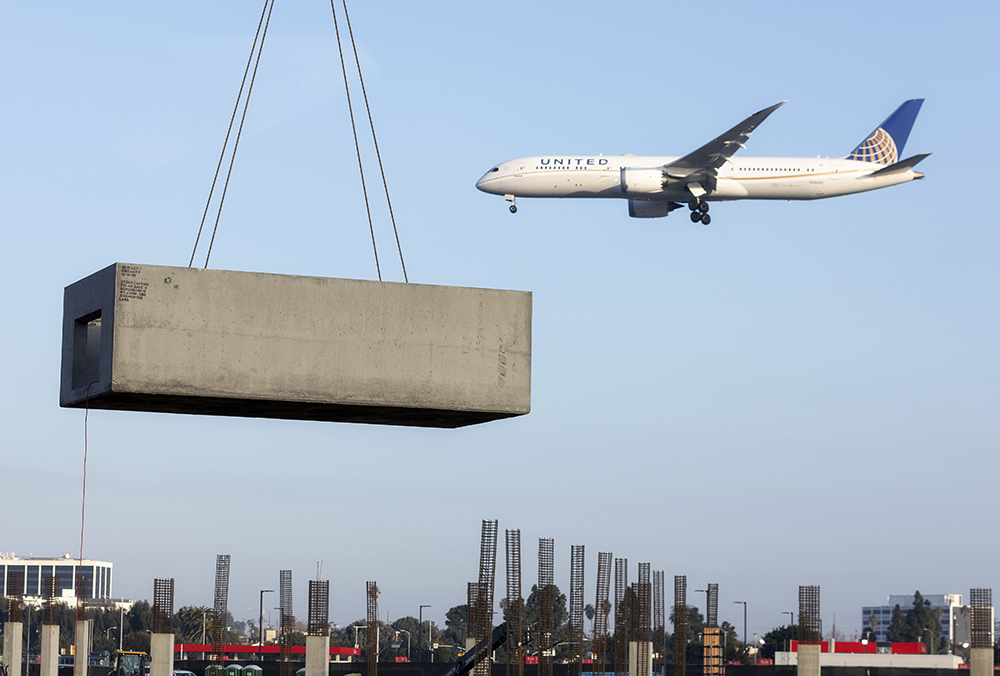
[60,263,531,428]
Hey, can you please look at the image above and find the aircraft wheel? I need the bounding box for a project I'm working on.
[699,201,710,213]
[688,199,699,211]
[700,213,711,225]
[509,205,517,214]
[690,211,702,223]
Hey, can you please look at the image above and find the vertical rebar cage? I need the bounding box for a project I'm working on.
[613,559,628,676]
[635,564,651,676]
[653,571,664,674]
[798,586,821,645]
[673,575,687,676]
[212,555,231,662]
[366,582,379,676]
[568,545,585,676]
[42,576,59,626]
[592,553,612,676]
[6,570,24,621]
[506,529,523,676]
[279,570,294,676]
[970,588,992,649]
[473,520,499,676]
[538,538,555,676]
[308,581,330,637]
[153,578,175,634]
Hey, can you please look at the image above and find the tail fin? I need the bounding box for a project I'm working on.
[846,99,924,165]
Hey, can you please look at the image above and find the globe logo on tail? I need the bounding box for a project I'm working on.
[847,127,898,165]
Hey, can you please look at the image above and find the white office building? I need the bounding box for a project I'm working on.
[1,552,113,603]
[862,593,995,647]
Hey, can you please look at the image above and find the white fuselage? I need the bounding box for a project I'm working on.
[476,154,923,202]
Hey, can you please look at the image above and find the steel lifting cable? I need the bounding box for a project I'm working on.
[188,0,275,269]
[339,0,407,282]
[329,0,381,281]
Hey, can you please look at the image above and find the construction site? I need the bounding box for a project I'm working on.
[2,527,995,676]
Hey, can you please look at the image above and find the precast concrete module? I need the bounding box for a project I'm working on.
[60,263,531,428]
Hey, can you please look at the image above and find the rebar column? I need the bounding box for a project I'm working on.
[468,582,481,652]
[506,530,524,676]
[633,564,651,676]
[367,582,379,676]
[798,586,820,644]
[569,545,585,676]
[473,520,499,676]
[211,555,231,672]
[74,578,91,676]
[3,571,24,676]
[280,570,294,676]
[614,559,628,676]
[702,584,720,676]
[673,576,686,676]
[653,572,664,676]
[797,586,820,676]
[539,538,555,676]
[306,581,331,676]
[151,579,176,676]
[970,588,992,676]
[592,553,612,675]
[40,576,60,676]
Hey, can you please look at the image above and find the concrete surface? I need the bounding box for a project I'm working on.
[305,635,330,676]
[150,632,175,676]
[796,644,820,676]
[970,647,991,676]
[627,641,652,676]
[74,620,90,676]
[777,650,963,668]
[41,625,60,676]
[3,622,23,676]
[61,263,531,428]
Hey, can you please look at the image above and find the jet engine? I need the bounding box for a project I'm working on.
[620,167,666,194]
[627,200,682,218]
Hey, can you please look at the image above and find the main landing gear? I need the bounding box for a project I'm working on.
[688,198,710,225]
[505,194,517,214]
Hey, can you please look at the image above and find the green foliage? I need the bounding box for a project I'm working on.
[758,624,798,661]
[885,592,943,652]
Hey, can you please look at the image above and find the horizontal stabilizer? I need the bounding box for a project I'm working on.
[867,153,930,178]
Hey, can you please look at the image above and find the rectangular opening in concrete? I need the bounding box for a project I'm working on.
[72,311,101,390]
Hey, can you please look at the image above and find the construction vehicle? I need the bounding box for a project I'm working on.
[112,650,149,676]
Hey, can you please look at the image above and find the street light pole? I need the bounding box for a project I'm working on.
[782,612,794,653]
[419,605,431,662]
[733,602,747,651]
[259,590,274,656]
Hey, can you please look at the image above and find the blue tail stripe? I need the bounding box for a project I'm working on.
[879,99,924,156]
[848,99,924,164]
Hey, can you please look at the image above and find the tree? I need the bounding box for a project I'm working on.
[758,625,798,661]
[886,604,907,642]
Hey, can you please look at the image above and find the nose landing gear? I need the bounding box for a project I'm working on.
[688,199,711,225]
[505,194,517,214]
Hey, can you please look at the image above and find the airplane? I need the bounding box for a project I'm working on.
[476,99,928,224]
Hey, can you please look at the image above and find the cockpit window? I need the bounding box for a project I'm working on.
[491,167,499,172]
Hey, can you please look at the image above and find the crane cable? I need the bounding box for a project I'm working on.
[189,0,276,269]
[330,0,408,282]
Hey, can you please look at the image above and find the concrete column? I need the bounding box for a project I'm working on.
[40,625,60,676]
[627,642,652,676]
[796,644,820,676]
[305,635,330,676]
[970,647,991,676]
[150,633,175,676]
[74,620,91,676]
[2,622,24,676]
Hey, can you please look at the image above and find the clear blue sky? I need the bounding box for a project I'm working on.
[2,1,997,642]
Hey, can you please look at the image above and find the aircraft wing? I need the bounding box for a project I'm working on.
[663,101,787,179]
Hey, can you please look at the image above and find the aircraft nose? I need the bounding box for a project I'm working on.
[476,166,503,194]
